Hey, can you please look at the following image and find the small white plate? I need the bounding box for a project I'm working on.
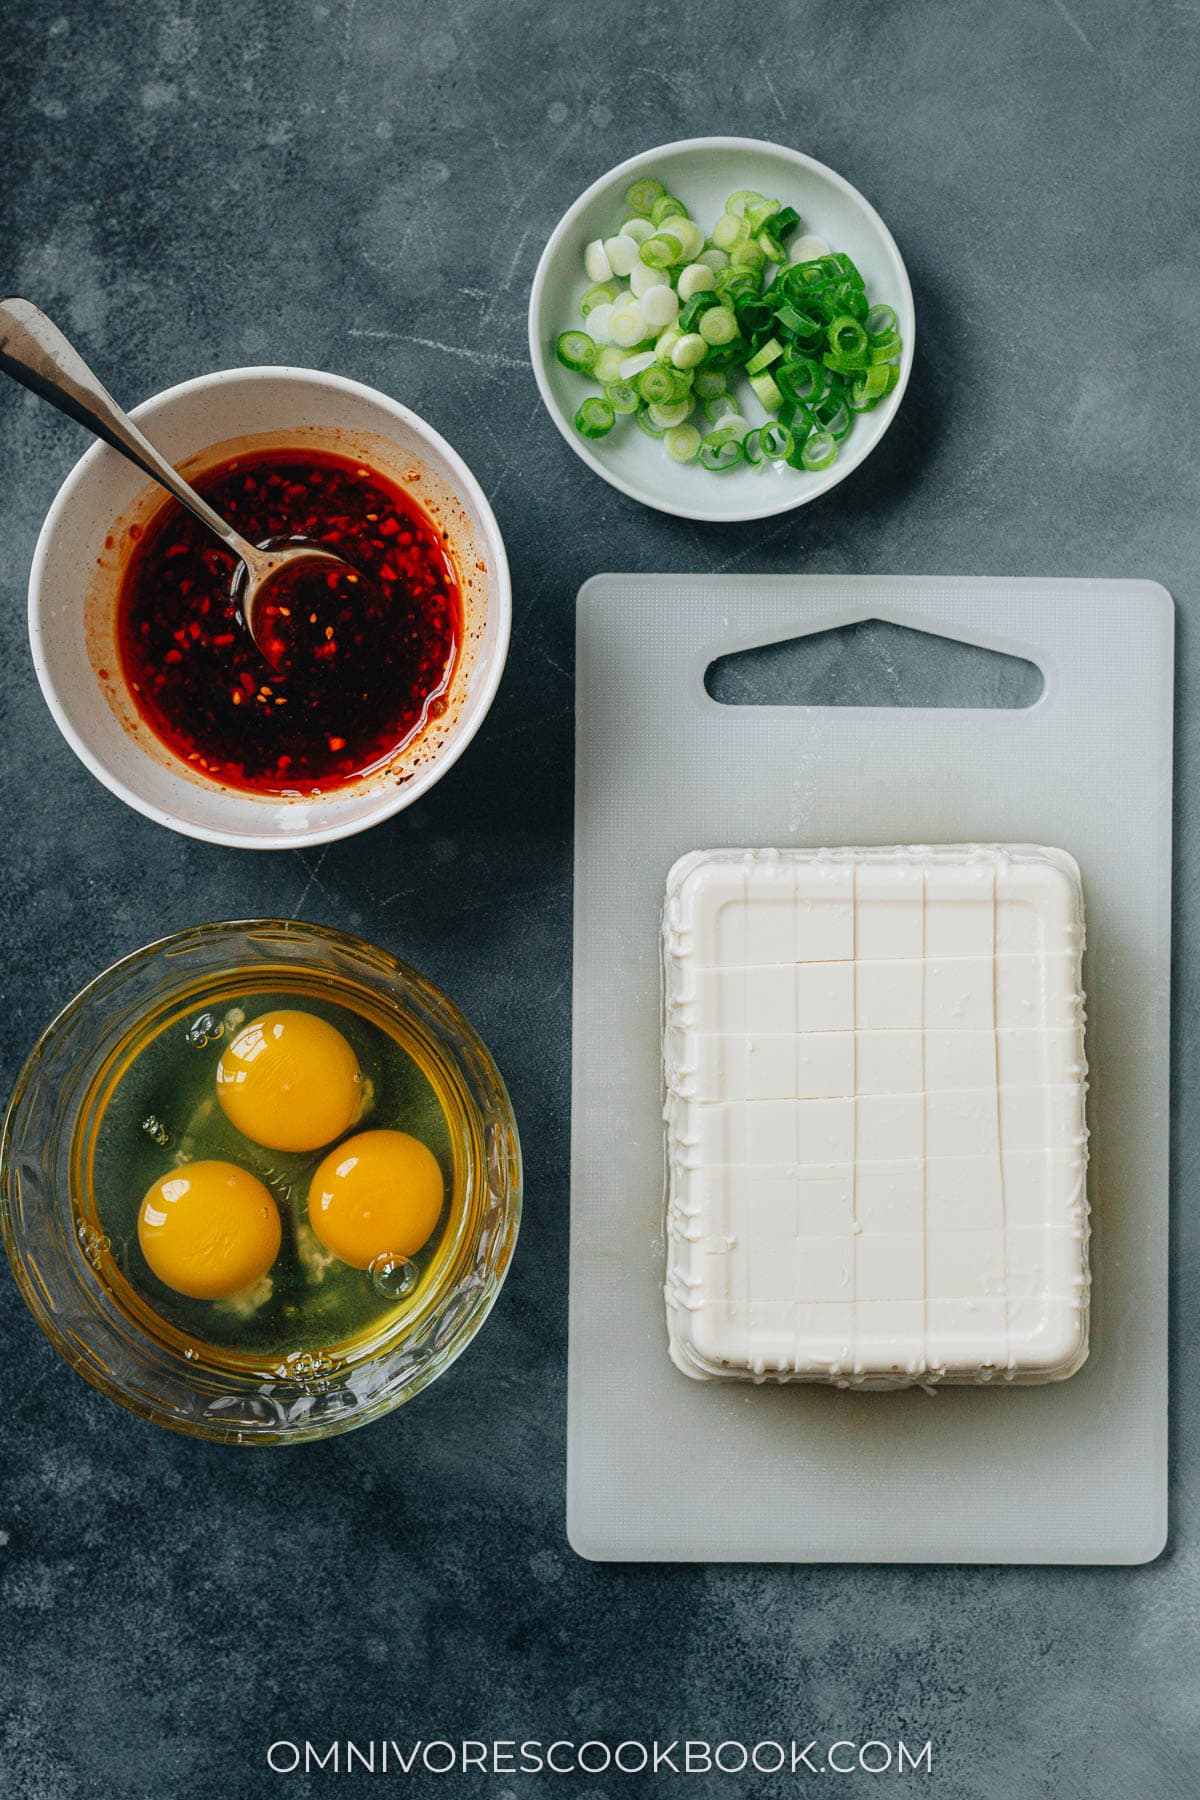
[529,136,915,524]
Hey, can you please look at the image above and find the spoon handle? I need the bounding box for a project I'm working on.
[0,297,258,561]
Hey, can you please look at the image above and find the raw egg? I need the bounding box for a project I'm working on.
[308,1129,444,1269]
[216,1009,363,1152]
[138,1160,282,1300]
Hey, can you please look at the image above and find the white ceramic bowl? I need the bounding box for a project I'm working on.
[29,367,511,849]
[528,136,915,524]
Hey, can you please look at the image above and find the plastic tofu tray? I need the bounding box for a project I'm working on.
[569,575,1172,1563]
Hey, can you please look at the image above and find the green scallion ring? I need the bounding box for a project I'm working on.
[800,428,837,471]
[604,380,640,415]
[698,306,738,346]
[580,283,618,319]
[827,316,869,362]
[760,421,794,461]
[776,356,827,403]
[730,240,767,272]
[637,364,676,405]
[575,397,615,439]
[624,176,666,216]
[640,232,682,270]
[698,432,743,472]
[866,303,898,339]
[725,188,765,218]
[742,426,764,467]
[650,194,689,226]
[664,423,702,463]
[815,398,851,439]
[634,405,668,438]
[556,331,595,374]
[869,331,903,363]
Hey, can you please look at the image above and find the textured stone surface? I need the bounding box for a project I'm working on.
[0,1,1196,1795]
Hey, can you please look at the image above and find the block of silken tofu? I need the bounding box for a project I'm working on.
[662,846,1090,1388]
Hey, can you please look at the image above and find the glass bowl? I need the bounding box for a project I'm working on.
[0,920,521,1444]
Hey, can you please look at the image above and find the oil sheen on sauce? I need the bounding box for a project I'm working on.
[115,449,462,794]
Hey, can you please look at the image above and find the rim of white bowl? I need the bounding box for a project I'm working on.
[28,365,512,851]
[527,135,915,525]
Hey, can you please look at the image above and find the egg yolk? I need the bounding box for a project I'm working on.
[308,1129,444,1269]
[138,1160,282,1300]
[216,1009,363,1152]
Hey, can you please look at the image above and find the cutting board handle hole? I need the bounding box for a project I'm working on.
[704,619,1044,710]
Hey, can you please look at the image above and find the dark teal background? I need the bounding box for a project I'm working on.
[0,2,1194,1795]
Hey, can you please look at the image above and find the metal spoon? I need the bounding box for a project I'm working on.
[0,297,354,662]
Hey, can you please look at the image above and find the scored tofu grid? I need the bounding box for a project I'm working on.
[663,849,1089,1384]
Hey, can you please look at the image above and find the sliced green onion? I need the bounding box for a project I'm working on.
[654,326,681,364]
[609,301,649,348]
[699,432,743,471]
[648,397,694,428]
[823,350,868,376]
[634,405,667,437]
[726,188,765,218]
[670,332,708,369]
[620,216,655,244]
[640,231,684,270]
[746,337,784,375]
[650,194,689,226]
[760,420,794,460]
[671,218,707,261]
[604,234,640,278]
[749,370,784,412]
[580,282,618,319]
[625,176,666,216]
[698,307,737,346]
[742,425,764,466]
[800,429,837,470]
[731,240,767,271]
[584,240,613,283]
[556,330,595,373]
[604,380,640,415]
[776,356,828,402]
[745,198,781,234]
[585,302,615,344]
[866,303,898,339]
[848,364,899,410]
[814,396,851,438]
[592,344,626,383]
[853,365,892,403]
[693,368,727,399]
[664,423,701,463]
[641,284,680,331]
[677,263,717,300]
[869,331,902,363]
[697,247,728,271]
[677,289,723,333]
[637,364,677,405]
[755,228,788,265]
[575,397,615,439]
[710,212,747,250]
[827,316,869,363]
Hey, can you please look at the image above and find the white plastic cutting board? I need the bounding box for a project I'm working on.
[569,575,1172,1564]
